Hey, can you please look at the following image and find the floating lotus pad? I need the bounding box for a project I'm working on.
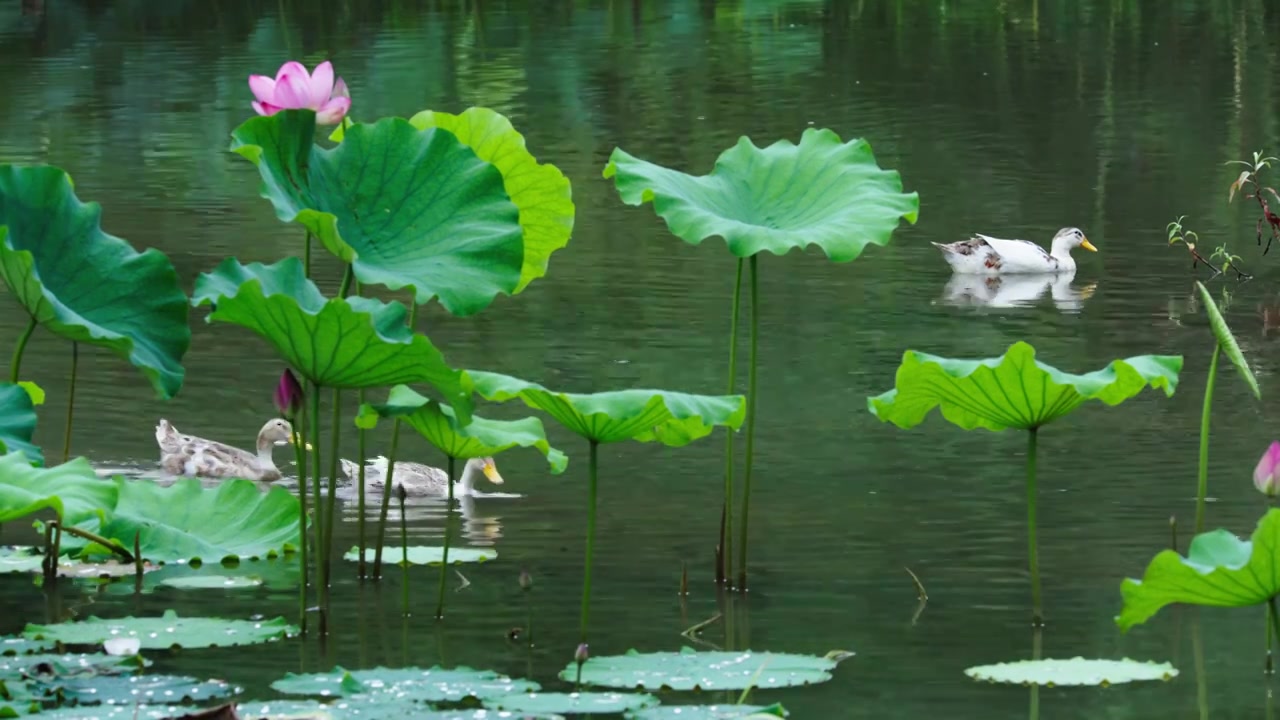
[0,384,41,463]
[159,575,263,590]
[34,705,215,720]
[0,636,55,656]
[604,128,919,262]
[0,546,46,574]
[33,674,239,706]
[1119,508,1280,630]
[23,610,297,649]
[270,666,538,703]
[0,652,145,679]
[627,704,787,719]
[563,647,846,691]
[0,164,191,399]
[0,455,116,525]
[64,477,300,564]
[489,692,658,715]
[238,697,565,719]
[964,658,1179,686]
[343,547,496,566]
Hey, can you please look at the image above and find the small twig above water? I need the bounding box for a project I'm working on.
[680,612,723,650]
[454,570,470,592]
[905,566,928,625]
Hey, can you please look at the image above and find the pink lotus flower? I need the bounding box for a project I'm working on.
[1254,441,1280,497]
[248,60,350,125]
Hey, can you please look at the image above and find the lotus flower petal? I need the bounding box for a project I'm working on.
[252,100,281,117]
[273,68,311,109]
[274,60,310,84]
[315,96,350,125]
[248,75,276,103]
[1254,441,1280,496]
[307,61,335,108]
[332,77,349,99]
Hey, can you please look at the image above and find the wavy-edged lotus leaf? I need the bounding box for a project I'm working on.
[868,341,1182,432]
[16,382,43,406]
[64,477,299,564]
[603,128,918,262]
[469,372,746,446]
[1118,509,1280,631]
[159,575,263,590]
[0,653,145,681]
[964,658,1178,686]
[231,110,523,317]
[0,636,55,656]
[23,610,298,649]
[490,692,658,715]
[32,674,238,706]
[30,706,205,720]
[342,546,496,566]
[564,647,842,691]
[627,705,788,720]
[0,384,40,464]
[192,258,474,417]
[0,165,190,398]
[357,386,567,473]
[0,455,114,525]
[1196,281,1260,398]
[237,697,564,719]
[270,666,538,702]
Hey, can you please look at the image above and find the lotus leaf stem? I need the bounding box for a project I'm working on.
[337,265,353,301]
[1269,597,1280,674]
[61,343,78,464]
[290,404,309,635]
[1195,345,1220,535]
[373,303,416,579]
[10,315,36,384]
[308,381,325,631]
[580,439,600,643]
[1026,427,1042,626]
[720,257,743,585]
[736,254,759,592]
[357,387,367,579]
[323,385,342,596]
[399,486,409,616]
[42,520,61,582]
[436,455,457,619]
[57,524,133,563]
[303,231,312,278]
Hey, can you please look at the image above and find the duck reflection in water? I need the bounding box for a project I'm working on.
[938,272,1097,313]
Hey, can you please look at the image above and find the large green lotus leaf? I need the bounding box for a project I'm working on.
[0,165,190,398]
[231,110,523,317]
[270,666,538,702]
[468,371,746,445]
[23,610,298,649]
[237,697,564,719]
[965,658,1178,686]
[867,341,1182,432]
[0,636,56,656]
[0,653,145,682]
[628,705,787,720]
[1196,281,1260,398]
[95,558,298,596]
[343,546,496,566]
[1117,509,1280,630]
[564,647,841,690]
[356,385,567,473]
[192,258,473,416]
[64,477,299,564]
[0,384,40,464]
[33,706,212,720]
[603,128,918,262]
[489,692,658,715]
[31,674,238,706]
[0,455,114,524]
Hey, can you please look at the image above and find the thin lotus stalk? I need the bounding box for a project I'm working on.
[1269,598,1277,674]
[357,387,367,579]
[580,440,600,644]
[10,315,36,384]
[303,230,312,278]
[61,342,78,464]
[435,455,457,619]
[398,485,409,616]
[323,386,342,593]
[720,257,743,585]
[736,254,759,591]
[133,531,143,583]
[308,382,325,632]
[291,405,309,635]
[1195,345,1220,535]
[1026,428,1042,625]
[42,520,61,581]
[373,303,417,579]
[57,524,133,562]
[1192,614,1208,719]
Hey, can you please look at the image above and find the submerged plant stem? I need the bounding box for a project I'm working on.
[436,456,456,619]
[291,406,309,636]
[10,315,36,384]
[580,440,600,643]
[1026,427,1042,625]
[1195,345,1220,535]
[721,258,743,585]
[61,343,78,464]
[372,302,416,579]
[736,254,759,592]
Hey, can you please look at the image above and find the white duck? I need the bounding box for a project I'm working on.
[156,418,303,481]
[932,227,1097,274]
[340,455,504,497]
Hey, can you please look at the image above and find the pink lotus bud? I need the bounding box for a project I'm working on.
[248,60,351,125]
[274,369,304,419]
[574,643,589,664]
[1254,441,1280,497]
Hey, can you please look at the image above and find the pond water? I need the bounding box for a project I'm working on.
[2,0,1280,717]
